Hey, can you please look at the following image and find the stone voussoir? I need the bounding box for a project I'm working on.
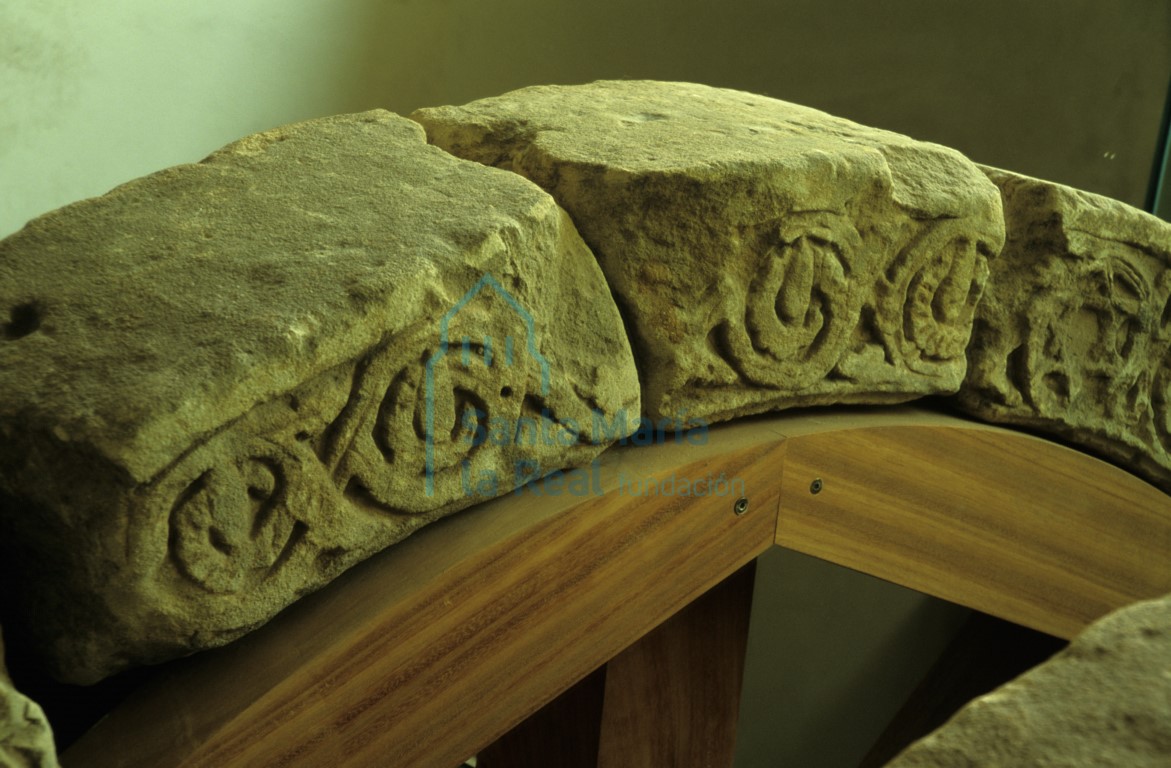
[411,80,1006,426]
[0,627,59,768]
[886,593,1171,767]
[957,166,1171,492]
[0,110,640,683]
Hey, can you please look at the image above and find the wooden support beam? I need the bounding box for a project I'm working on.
[775,408,1171,639]
[65,418,782,768]
[61,407,1171,767]
[479,562,756,768]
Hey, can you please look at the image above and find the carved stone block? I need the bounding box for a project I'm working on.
[887,593,1171,767]
[0,111,639,683]
[956,167,1171,492]
[412,81,1005,425]
[0,628,59,768]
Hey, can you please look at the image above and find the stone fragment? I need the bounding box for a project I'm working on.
[956,167,1171,492]
[886,593,1171,767]
[0,628,59,768]
[0,110,640,683]
[412,80,1005,425]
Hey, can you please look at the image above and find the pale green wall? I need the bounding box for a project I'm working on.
[1,1,381,237]
[3,1,1169,238]
[2,3,1168,765]
[734,549,969,767]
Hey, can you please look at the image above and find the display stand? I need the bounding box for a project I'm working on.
[63,407,1171,767]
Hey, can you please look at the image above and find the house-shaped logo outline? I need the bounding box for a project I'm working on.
[424,273,551,495]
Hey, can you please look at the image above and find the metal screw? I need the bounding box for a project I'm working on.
[810,478,823,495]
[733,497,749,516]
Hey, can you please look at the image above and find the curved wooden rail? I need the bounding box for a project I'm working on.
[63,406,1171,768]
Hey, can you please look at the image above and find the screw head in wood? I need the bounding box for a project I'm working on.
[810,478,823,494]
[733,497,749,515]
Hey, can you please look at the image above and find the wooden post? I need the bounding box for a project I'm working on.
[478,667,607,768]
[597,561,757,767]
[480,563,757,768]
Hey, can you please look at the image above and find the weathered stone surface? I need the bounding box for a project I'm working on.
[0,110,639,683]
[887,593,1171,767]
[412,80,1005,425]
[0,629,59,768]
[957,167,1171,492]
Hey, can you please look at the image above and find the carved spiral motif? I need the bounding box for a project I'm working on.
[163,435,310,595]
[331,306,553,513]
[729,212,861,388]
[878,219,991,377]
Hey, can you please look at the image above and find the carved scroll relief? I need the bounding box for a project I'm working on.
[413,80,1005,424]
[957,167,1171,492]
[0,110,639,683]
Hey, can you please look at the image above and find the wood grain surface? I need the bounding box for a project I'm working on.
[596,562,756,768]
[775,409,1171,639]
[65,416,782,768]
[479,563,756,768]
[62,407,1171,767]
